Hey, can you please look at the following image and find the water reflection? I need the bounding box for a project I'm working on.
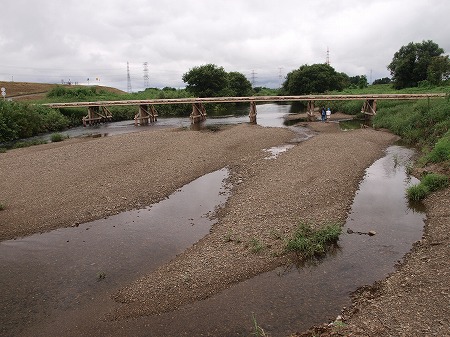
[0,168,230,336]
[1,139,425,336]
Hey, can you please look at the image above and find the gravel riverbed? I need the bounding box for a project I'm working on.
[1,120,447,336]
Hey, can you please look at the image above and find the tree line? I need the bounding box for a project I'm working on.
[1,39,448,144]
[182,40,449,96]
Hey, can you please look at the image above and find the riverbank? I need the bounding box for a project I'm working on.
[296,185,450,337]
[2,120,446,336]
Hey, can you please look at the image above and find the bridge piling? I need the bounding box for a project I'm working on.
[82,106,112,126]
[249,101,257,123]
[361,99,377,115]
[135,104,158,126]
[190,102,207,123]
[307,100,315,121]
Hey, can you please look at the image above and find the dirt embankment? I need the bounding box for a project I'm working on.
[0,81,124,101]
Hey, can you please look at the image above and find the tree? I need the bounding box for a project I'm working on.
[349,75,368,89]
[388,40,445,89]
[227,72,252,97]
[182,64,228,97]
[373,77,391,85]
[282,64,346,95]
[427,55,450,85]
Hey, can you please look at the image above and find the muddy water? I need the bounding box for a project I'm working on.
[0,169,230,336]
[1,145,424,337]
[30,103,293,141]
[103,145,422,337]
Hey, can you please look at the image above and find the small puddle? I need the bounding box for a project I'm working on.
[339,119,371,130]
[264,144,295,159]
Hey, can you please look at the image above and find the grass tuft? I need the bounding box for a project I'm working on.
[50,133,67,142]
[406,173,448,201]
[250,238,265,254]
[285,222,341,258]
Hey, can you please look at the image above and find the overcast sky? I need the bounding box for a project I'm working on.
[1,0,449,92]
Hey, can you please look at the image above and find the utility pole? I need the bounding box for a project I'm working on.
[326,47,330,65]
[127,61,132,93]
[143,62,149,89]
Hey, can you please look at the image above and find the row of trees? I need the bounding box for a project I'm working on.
[181,40,449,97]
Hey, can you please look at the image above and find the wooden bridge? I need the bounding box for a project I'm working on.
[44,93,447,126]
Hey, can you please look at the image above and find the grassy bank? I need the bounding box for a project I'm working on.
[327,85,449,169]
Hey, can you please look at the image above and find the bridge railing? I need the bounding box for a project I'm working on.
[43,93,447,109]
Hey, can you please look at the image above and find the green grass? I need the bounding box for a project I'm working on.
[423,130,450,164]
[406,184,429,201]
[406,173,449,201]
[421,173,449,191]
[11,139,47,149]
[0,203,5,211]
[250,238,265,254]
[285,222,342,258]
[50,133,67,142]
[251,313,268,337]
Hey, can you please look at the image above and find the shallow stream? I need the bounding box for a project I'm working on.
[1,104,426,336]
[0,140,425,336]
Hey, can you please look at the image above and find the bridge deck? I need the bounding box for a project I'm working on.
[44,93,447,108]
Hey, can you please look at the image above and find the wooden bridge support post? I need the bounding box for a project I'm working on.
[135,104,149,126]
[82,106,112,126]
[307,100,315,121]
[249,101,257,123]
[149,105,158,123]
[135,105,159,126]
[361,99,377,116]
[190,103,207,124]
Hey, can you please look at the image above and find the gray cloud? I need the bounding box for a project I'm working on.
[1,0,449,91]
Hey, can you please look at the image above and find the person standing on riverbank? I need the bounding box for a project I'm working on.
[326,108,331,121]
[321,107,326,122]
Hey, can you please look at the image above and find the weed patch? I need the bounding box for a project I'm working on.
[250,238,265,254]
[285,222,341,258]
[50,133,67,142]
[406,173,449,201]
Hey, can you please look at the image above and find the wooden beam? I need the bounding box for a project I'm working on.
[249,101,257,123]
[190,103,206,124]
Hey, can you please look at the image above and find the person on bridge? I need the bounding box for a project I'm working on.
[321,107,326,122]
